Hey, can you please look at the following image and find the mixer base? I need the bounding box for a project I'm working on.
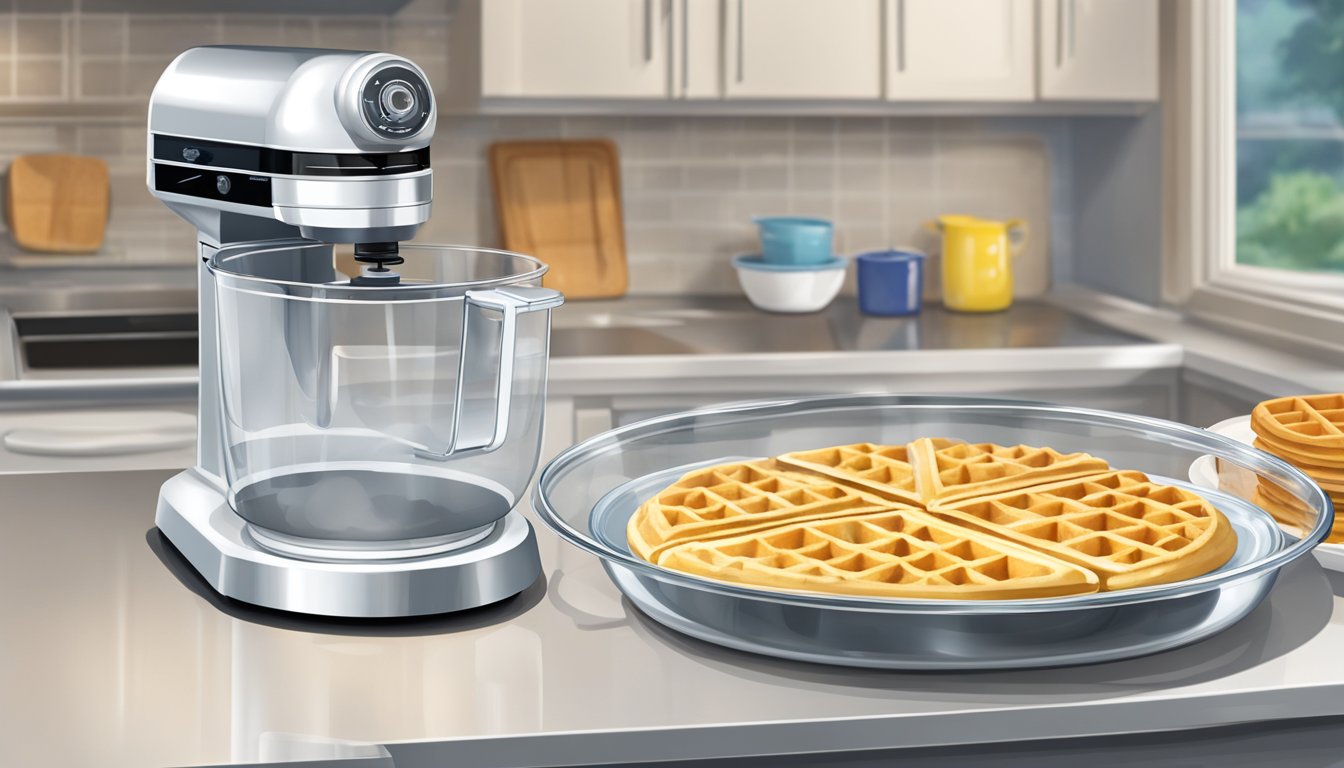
[154,468,541,618]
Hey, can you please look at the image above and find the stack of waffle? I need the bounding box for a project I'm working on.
[628,438,1237,600]
[1250,394,1344,543]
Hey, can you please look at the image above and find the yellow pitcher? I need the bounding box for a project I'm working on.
[925,215,1028,313]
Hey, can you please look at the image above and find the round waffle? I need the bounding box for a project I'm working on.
[630,440,1239,599]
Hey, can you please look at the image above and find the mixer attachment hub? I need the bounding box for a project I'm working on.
[352,241,404,285]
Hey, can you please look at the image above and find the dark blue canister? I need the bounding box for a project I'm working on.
[857,249,925,316]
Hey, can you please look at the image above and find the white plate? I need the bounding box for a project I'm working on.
[1189,414,1344,572]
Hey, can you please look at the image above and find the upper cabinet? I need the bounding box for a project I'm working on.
[1038,0,1159,101]
[885,0,1034,101]
[722,0,883,99]
[446,0,1160,111]
[479,0,672,98]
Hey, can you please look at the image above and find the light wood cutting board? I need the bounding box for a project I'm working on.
[489,139,628,299]
[7,154,111,254]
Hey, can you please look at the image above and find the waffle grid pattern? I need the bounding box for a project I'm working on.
[934,472,1227,585]
[915,438,1110,502]
[628,460,888,560]
[661,509,1096,598]
[631,441,1237,599]
[777,443,920,503]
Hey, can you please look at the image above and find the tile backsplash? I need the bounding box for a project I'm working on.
[427,115,1052,297]
[0,0,1055,299]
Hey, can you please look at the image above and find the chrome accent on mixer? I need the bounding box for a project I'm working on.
[245,520,499,562]
[157,468,541,618]
[334,52,436,144]
[149,47,435,154]
[148,46,434,247]
[271,174,432,243]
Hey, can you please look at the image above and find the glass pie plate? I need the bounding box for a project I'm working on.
[533,395,1333,669]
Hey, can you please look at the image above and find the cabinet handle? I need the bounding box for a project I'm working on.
[1055,0,1064,68]
[680,0,689,91]
[735,0,744,83]
[894,0,905,72]
[1067,0,1077,60]
[643,0,653,63]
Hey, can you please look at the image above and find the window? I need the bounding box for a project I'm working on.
[1236,0,1344,274]
[1168,1,1344,349]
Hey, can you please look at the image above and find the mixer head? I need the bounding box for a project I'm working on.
[146,45,435,251]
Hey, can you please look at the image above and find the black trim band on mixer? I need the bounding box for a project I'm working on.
[152,134,431,177]
[153,163,273,207]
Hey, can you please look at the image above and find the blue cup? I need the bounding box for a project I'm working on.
[754,216,833,265]
[857,249,925,316]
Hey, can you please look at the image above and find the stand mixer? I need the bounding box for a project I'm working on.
[148,46,563,618]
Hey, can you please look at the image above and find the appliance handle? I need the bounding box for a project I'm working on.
[3,425,194,457]
[1005,219,1029,257]
[680,0,689,93]
[644,0,654,63]
[735,0,745,83]
[1067,0,1077,61]
[1056,0,1065,68]
[445,286,563,455]
[894,0,905,72]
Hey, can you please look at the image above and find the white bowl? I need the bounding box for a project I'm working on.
[733,256,846,313]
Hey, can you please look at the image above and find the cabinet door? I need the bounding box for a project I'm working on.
[1039,0,1158,101]
[723,0,883,99]
[481,0,672,98]
[674,0,722,99]
[885,0,1034,101]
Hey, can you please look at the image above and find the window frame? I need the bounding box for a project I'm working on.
[1165,0,1344,351]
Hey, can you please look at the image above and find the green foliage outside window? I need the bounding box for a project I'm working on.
[1236,0,1344,273]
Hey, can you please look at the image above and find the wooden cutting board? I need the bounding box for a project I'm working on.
[489,139,628,299]
[7,154,110,254]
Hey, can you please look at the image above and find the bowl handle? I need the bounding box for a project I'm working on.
[1006,219,1029,257]
[427,286,564,457]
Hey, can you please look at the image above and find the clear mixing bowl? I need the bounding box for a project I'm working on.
[533,395,1334,668]
[210,242,563,549]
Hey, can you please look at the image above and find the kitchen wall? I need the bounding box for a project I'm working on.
[0,0,1062,300]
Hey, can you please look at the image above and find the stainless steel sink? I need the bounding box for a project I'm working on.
[0,268,198,389]
[549,312,684,330]
[551,327,699,356]
[0,271,195,316]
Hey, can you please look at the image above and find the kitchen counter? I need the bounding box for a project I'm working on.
[551,295,1151,355]
[0,270,1324,403]
[0,288,1183,418]
[7,468,1344,768]
[546,295,1180,384]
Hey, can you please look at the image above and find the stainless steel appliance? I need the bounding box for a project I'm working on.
[148,46,562,617]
